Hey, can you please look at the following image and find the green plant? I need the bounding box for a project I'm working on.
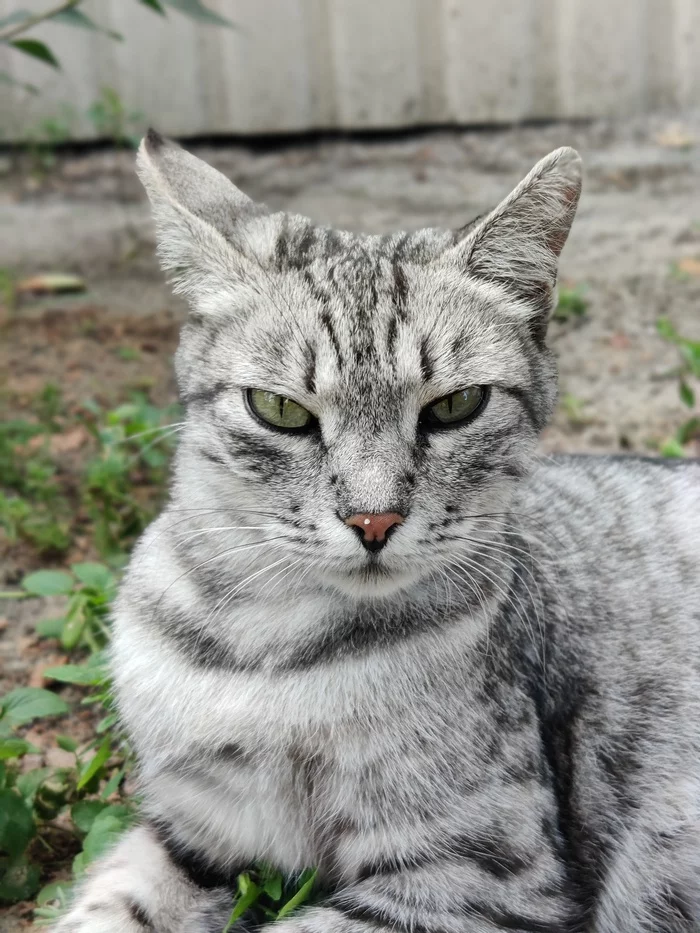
[0,675,134,915]
[0,0,233,92]
[0,268,17,308]
[560,392,594,429]
[80,394,182,558]
[222,866,319,931]
[0,563,134,919]
[656,317,700,456]
[0,413,72,555]
[21,564,116,652]
[0,385,180,560]
[23,105,76,174]
[86,86,144,149]
[553,285,588,323]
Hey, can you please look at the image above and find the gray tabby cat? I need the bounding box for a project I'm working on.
[54,131,700,933]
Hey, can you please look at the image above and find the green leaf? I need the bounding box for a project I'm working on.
[276,869,318,919]
[678,417,700,444]
[660,437,685,458]
[16,767,52,803]
[71,562,114,591]
[680,344,700,379]
[77,737,111,789]
[81,806,131,862]
[223,875,262,930]
[22,570,74,597]
[679,380,696,408]
[43,663,106,686]
[0,738,35,761]
[1,687,68,726]
[9,39,60,69]
[139,0,166,12]
[0,11,30,29]
[0,855,41,902]
[656,317,679,343]
[56,734,78,753]
[52,8,97,28]
[72,850,89,878]
[262,873,283,900]
[0,789,35,856]
[36,879,71,907]
[35,617,66,638]
[60,595,87,650]
[71,799,108,834]
[100,766,125,799]
[51,7,122,37]
[162,0,233,27]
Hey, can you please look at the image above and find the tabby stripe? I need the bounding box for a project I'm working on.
[358,832,528,881]
[500,386,540,429]
[419,336,435,382]
[200,450,227,466]
[320,309,343,364]
[462,902,568,933]
[182,381,233,406]
[151,820,240,890]
[329,900,449,933]
[126,900,155,930]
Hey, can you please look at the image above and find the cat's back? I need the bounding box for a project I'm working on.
[521,452,700,560]
[516,452,700,671]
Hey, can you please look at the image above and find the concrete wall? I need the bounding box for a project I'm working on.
[1,0,699,140]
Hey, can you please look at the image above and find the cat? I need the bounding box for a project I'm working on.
[53,130,700,933]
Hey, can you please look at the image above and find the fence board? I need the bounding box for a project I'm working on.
[0,0,697,140]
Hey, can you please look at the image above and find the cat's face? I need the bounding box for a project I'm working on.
[138,132,581,598]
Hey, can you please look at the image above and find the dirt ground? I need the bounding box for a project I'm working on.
[1,111,699,930]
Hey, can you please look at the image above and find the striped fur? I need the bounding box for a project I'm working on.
[53,134,700,933]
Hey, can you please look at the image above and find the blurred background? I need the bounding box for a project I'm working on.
[0,1,699,929]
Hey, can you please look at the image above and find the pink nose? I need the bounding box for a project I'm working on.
[345,512,404,551]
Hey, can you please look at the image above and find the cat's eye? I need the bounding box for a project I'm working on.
[246,389,314,432]
[420,386,488,429]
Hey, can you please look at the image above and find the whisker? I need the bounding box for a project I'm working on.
[205,552,293,629]
[115,422,186,444]
[149,536,289,624]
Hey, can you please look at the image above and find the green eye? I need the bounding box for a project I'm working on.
[246,389,313,432]
[421,386,487,428]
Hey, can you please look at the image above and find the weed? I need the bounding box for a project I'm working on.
[0,412,72,555]
[22,106,76,176]
[0,268,17,309]
[560,393,595,429]
[0,387,180,561]
[656,317,700,455]
[86,87,144,150]
[553,285,588,323]
[80,394,181,559]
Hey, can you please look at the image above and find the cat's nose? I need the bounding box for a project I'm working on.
[344,512,405,553]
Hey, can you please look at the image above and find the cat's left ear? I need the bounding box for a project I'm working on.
[445,147,582,332]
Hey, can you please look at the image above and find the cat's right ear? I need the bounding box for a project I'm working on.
[136,129,262,307]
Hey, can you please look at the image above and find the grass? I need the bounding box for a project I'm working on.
[553,284,588,323]
[0,385,317,928]
[0,384,180,562]
[656,317,700,456]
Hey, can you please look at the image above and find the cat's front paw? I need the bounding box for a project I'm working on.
[52,895,157,933]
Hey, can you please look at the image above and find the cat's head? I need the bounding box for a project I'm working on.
[137,131,581,599]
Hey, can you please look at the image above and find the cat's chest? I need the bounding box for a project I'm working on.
[116,609,538,873]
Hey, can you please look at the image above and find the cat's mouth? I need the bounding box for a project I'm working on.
[322,557,421,598]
